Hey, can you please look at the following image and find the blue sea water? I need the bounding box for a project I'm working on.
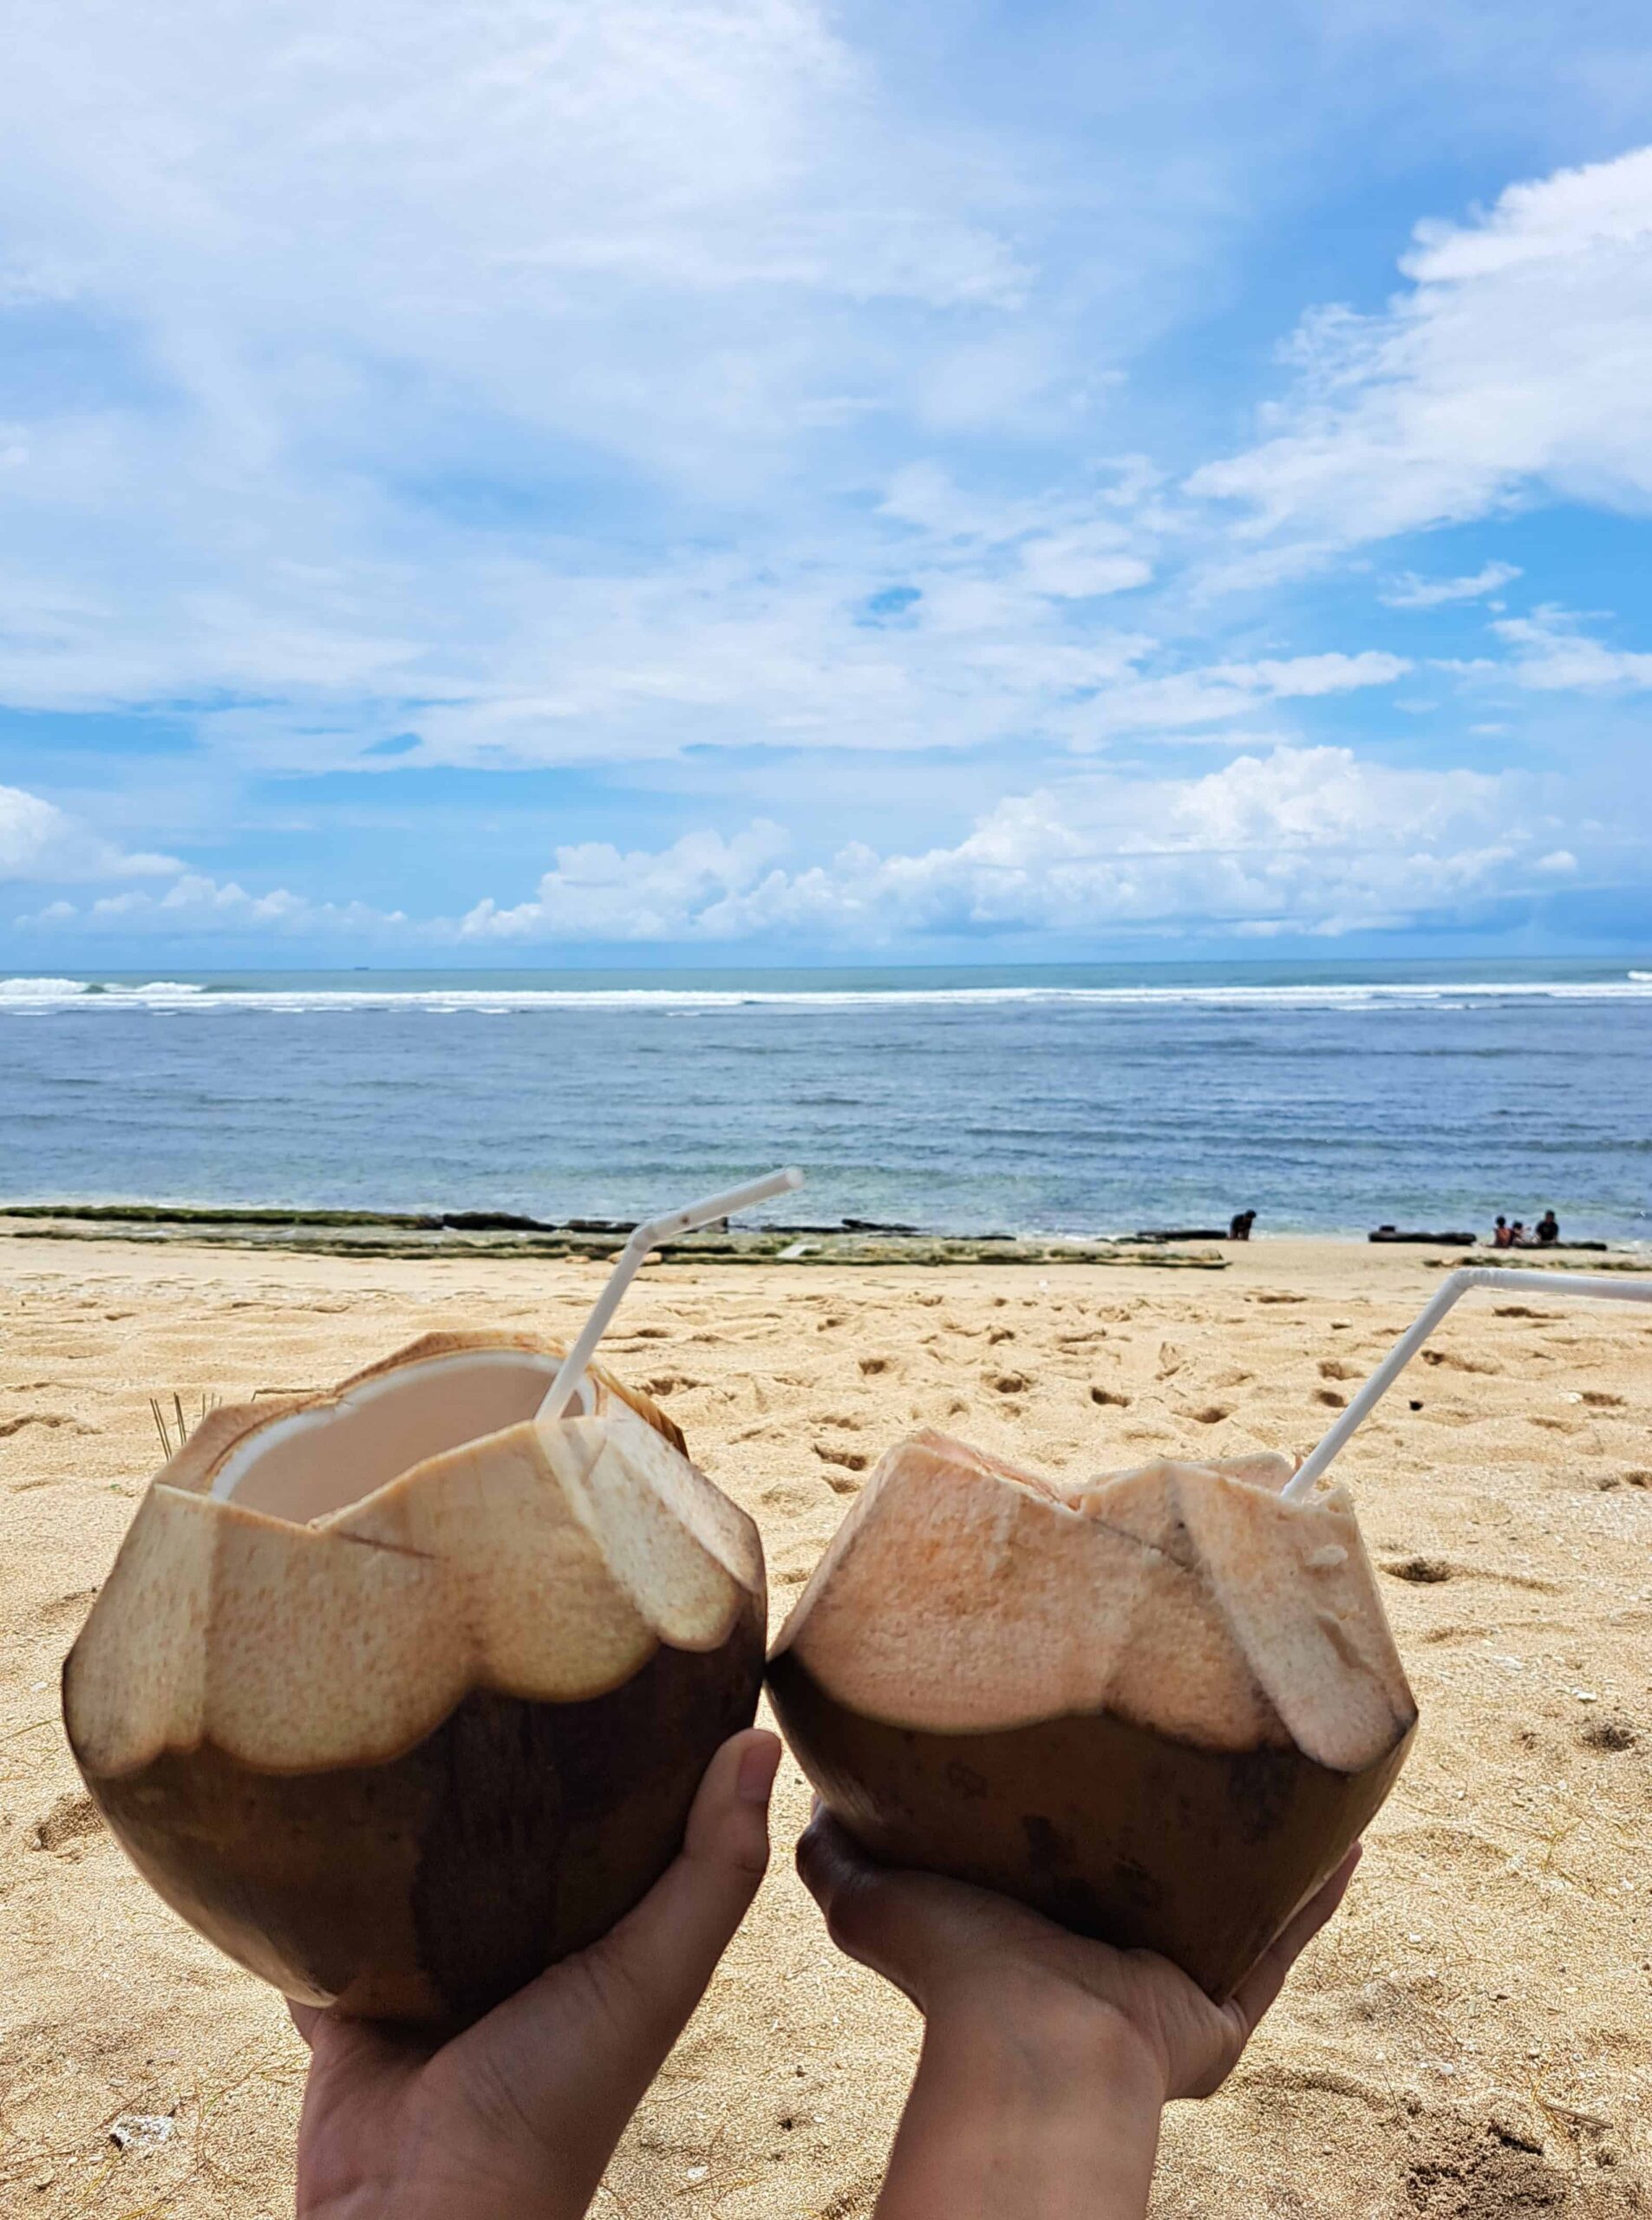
[2,960,1649,1241]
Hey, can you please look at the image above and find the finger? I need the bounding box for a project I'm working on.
[554,1727,780,2064]
[1229,1843,1362,2037]
[614,1726,780,2001]
[797,1809,1048,2008]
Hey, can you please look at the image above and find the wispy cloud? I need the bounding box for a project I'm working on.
[1381,561,1522,608]
[1490,607,1652,690]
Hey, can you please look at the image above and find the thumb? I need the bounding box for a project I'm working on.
[583,1726,780,2059]
[436,1728,780,2204]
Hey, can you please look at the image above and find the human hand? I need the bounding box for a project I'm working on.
[797,1809,1360,2104]
[798,1812,1360,2220]
[291,1727,781,2220]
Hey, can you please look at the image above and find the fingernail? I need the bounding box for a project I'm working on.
[737,1734,782,1806]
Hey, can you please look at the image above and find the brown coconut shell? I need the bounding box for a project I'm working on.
[64,1333,764,2026]
[767,1430,1416,2001]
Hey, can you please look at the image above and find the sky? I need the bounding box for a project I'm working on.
[2,0,1650,969]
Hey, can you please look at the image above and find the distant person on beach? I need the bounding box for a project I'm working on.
[1510,1220,1529,1246]
[1536,1209,1560,1244]
[287,1728,1356,2220]
[1492,1215,1514,1249]
[1228,1209,1257,1241]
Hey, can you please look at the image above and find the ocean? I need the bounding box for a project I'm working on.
[3,959,1649,1242]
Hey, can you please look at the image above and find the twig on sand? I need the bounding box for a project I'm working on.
[148,1392,220,1459]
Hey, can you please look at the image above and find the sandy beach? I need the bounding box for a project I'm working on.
[2,1232,1648,2218]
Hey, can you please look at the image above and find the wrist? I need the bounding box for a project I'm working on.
[876,1981,1167,2220]
[924,1969,1171,2109]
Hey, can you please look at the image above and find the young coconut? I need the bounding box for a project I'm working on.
[767,1430,1415,2001]
[64,1332,765,2027]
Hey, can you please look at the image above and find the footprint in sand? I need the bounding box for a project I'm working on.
[1318,1358,1360,1381]
[1579,1715,1639,1752]
[1400,2107,1581,2217]
[987,1370,1029,1395]
[761,1479,819,1513]
[1313,1387,1348,1407]
[0,1413,97,1438]
[31,1792,103,1859]
[858,1355,892,1376]
[813,1443,870,1474]
[1089,1387,1131,1407]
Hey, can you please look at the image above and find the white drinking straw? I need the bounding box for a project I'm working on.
[1282,1266,1652,1502]
[537,1165,806,1424]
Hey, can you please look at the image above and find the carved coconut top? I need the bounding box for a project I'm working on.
[771,1430,1414,1775]
[65,1335,761,1780]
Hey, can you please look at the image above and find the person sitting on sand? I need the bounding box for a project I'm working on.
[1511,1220,1529,1246]
[1536,1209,1559,1245]
[1228,1209,1257,1242]
[289,1729,1355,2220]
[1492,1215,1514,1249]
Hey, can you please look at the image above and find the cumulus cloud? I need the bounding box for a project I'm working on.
[1188,145,1652,552]
[26,873,405,934]
[457,747,1584,943]
[461,826,791,942]
[0,784,179,884]
[1381,561,1522,608]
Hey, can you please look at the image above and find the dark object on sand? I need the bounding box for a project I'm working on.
[1368,1227,1476,1245]
[441,1211,557,1233]
[1229,1210,1257,1242]
[1133,1228,1235,1243]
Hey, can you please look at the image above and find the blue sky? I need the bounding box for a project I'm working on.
[2,0,1649,967]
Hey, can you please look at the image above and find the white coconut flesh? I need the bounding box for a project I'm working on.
[208,1349,594,1520]
[67,1343,762,1781]
[773,1430,1414,1777]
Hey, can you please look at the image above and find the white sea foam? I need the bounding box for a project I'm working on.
[3,972,1652,1015]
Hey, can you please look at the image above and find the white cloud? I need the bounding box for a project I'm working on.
[23,743,1633,947]
[0,784,179,883]
[1188,144,1652,553]
[1380,561,1523,608]
[29,873,405,933]
[461,825,790,942]
[1075,648,1410,742]
[458,746,1586,943]
[1489,607,1652,691]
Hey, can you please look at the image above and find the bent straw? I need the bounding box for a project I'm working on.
[537,1165,806,1425]
[1283,1266,1652,1502]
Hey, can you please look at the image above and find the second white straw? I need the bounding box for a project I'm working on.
[538,1165,806,1425]
[1282,1264,1652,1501]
